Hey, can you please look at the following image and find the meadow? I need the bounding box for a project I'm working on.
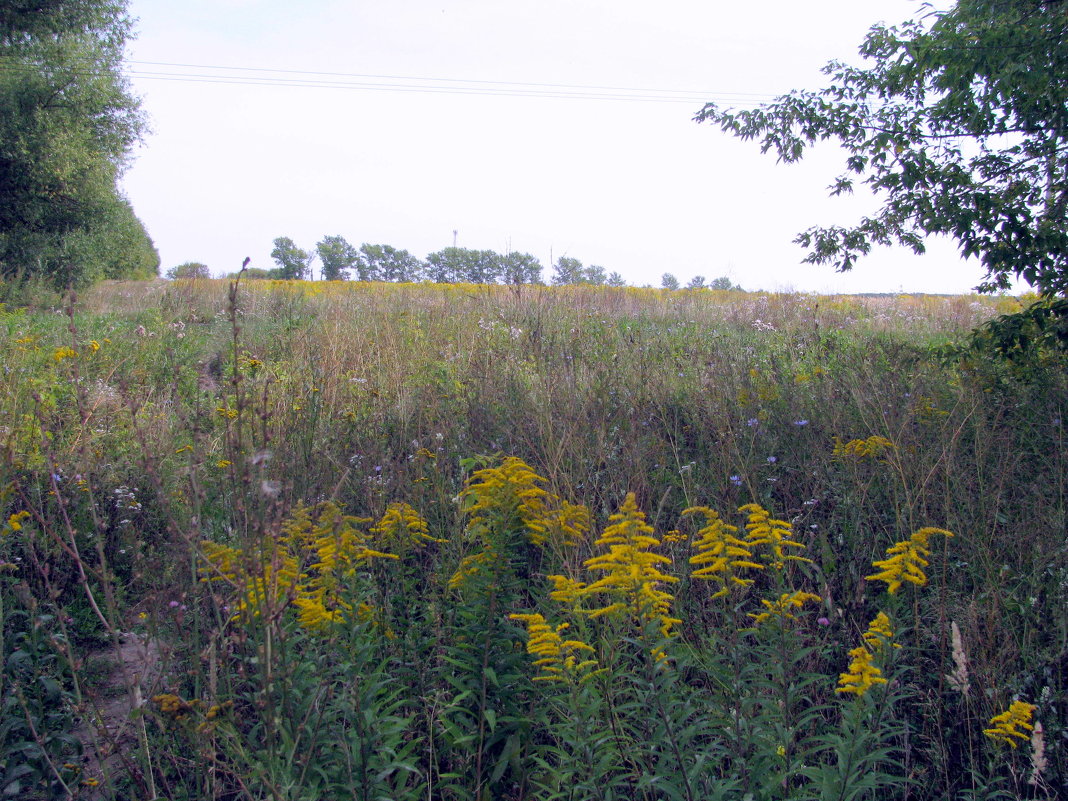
[0,278,1064,800]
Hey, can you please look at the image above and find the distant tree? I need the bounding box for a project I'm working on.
[358,244,424,282]
[270,237,314,280]
[227,267,274,280]
[584,264,608,285]
[166,262,211,280]
[661,273,680,290]
[316,235,358,280]
[686,275,707,290]
[551,256,584,285]
[500,251,543,285]
[606,271,627,287]
[425,247,501,284]
[0,0,152,286]
[708,276,745,291]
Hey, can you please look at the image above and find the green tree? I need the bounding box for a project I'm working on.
[686,275,707,290]
[316,235,357,280]
[357,243,423,282]
[166,261,211,280]
[499,251,542,285]
[270,237,314,280]
[0,0,153,286]
[696,0,1068,305]
[607,271,627,287]
[425,247,501,284]
[661,273,680,290]
[709,276,744,292]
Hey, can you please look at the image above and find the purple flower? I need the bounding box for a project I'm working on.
[817,617,831,627]
[746,418,759,427]
[794,419,809,426]
[729,475,742,487]
[767,456,777,464]
[168,600,180,609]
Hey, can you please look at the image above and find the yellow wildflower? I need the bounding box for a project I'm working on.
[581,493,680,638]
[984,700,1037,748]
[216,406,238,419]
[748,591,823,625]
[7,511,31,532]
[547,574,587,606]
[866,527,954,594]
[53,346,77,362]
[832,435,895,459]
[836,647,887,696]
[216,459,232,468]
[371,502,443,552]
[739,503,813,569]
[685,506,764,598]
[461,456,553,546]
[448,547,497,591]
[510,612,600,683]
[862,611,901,651]
[88,339,101,352]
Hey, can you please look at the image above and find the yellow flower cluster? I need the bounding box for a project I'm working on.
[739,503,813,569]
[509,613,600,683]
[748,591,822,625]
[832,435,896,459]
[862,611,901,651]
[866,527,954,594]
[6,511,31,533]
[53,346,77,363]
[546,574,587,606]
[461,457,553,545]
[371,501,442,554]
[835,646,888,696]
[199,501,400,632]
[581,493,680,638]
[447,547,499,591]
[984,700,1037,748]
[685,506,764,597]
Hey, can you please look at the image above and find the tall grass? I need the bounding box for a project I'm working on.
[0,279,1063,799]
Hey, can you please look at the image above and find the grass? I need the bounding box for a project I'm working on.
[0,278,1064,800]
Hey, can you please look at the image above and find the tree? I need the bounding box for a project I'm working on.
[499,251,543,285]
[425,247,501,284]
[166,262,211,280]
[357,243,423,282]
[270,237,314,280]
[316,235,357,280]
[696,0,1068,303]
[0,0,154,286]
[686,275,707,290]
[661,273,680,290]
[606,271,627,287]
[709,276,744,292]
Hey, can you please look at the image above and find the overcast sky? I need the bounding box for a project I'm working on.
[121,0,988,293]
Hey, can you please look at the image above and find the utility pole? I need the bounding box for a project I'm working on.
[452,230,458,249]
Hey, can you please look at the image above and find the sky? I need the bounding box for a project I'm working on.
[120,0,987,294]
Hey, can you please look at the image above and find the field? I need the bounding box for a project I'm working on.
[1,278,1065,800]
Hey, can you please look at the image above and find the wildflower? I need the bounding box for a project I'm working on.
[53,346,77,362]
[748,590,822,625]
[945,620,971,696]
[739,503,813,569]
[448,547,498,591]
[862,611,901,651]
[216,459,232,468]
[216,406,238,419]
[729,475,743,487]
[7,511,31,532]
[88,340,100,352]
[685,506,764,598]
[866,527,954,594]
[984,700,1037,748]
[547,574,587,606]
[509,612,600,683]
[794,419,809,426]
[582,493,680,639]
[371,501,442,552]
[836,646,887,696]
[460,457,553,546]
[817,616,831,627]
[832,435,895,459]
[767,455,777,464]
[1030,721,1047,784]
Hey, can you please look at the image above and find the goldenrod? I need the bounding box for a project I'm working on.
[832,435,895,459]
[984,700,1037,748]
[748,590,822,625]
[866,527,954,594]
[371,501,442,552]
[510,612,599,683]
[461,457,553,545]
[738,503,813,569]
[836,646,888,696]
[581,493,680,638]
[685,506,764,598]
[862,611,901,651]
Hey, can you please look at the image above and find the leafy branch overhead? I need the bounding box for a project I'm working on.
[695,0,1068,299]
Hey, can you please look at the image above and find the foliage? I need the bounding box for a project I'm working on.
[696,0,1068,302]
[315,234,358,281]
[165,262,210,280]
[269,236,314,280]
[0,0,154,287]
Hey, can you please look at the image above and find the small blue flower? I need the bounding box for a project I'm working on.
[729,475,742,487]
[767,456,777,464]
[746,418,759,427]
[794,419,809,426]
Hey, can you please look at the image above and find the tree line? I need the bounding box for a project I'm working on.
[168,236,744,290]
